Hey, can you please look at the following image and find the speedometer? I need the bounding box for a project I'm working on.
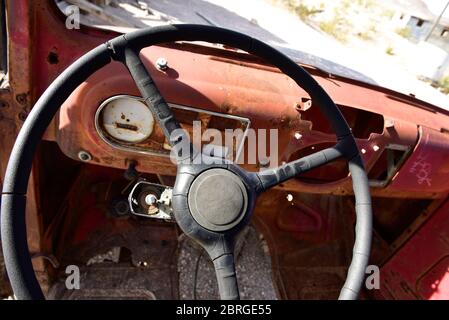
[96,96,154,143]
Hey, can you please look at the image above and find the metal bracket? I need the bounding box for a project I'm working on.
[128,180,173,220]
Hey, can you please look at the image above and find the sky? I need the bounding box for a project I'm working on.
[423,0,449,18]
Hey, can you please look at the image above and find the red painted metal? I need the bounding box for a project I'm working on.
[390,127,449,193]
[380,199,449,299]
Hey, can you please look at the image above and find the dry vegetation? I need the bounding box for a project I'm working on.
[438,76,449,94]
[273,0,396,43]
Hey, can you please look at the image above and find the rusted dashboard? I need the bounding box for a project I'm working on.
[47,43,449,199]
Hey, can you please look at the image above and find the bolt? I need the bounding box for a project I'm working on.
[155,57,168,71]
[258,157,270,168]
[0,100,8,108]
[145,194,158,206]
[78,150,92,162]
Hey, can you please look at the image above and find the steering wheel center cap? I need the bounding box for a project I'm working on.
[188,168,248,232]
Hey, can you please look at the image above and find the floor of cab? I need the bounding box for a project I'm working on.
[47,224,277,300]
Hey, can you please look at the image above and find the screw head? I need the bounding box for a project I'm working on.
[78,150,92,162]
[258,157,270,168]
[156,57,168,71]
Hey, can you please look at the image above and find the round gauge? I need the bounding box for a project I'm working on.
[98,97,154,143]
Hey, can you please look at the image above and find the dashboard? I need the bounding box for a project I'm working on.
[48,42,449,199]
[94,94,251,159]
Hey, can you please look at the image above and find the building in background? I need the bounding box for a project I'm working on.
[387,0,449,81]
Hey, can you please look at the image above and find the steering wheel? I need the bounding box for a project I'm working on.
[1,24,372,300]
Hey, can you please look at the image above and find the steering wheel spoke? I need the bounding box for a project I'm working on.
[119,48,181,139]
[212,252,239,300]
[113,46,195,163]
[198,234,240,300]
[256,134,360,192]
[256,144,343,192]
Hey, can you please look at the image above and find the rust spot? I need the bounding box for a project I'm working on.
[219,102,233,114]
[269,113,295,129]
[101,156,114,165]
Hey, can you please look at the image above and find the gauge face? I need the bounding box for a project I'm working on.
[98,97,154,143]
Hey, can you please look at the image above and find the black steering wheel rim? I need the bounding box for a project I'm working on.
[1,24,372,300]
